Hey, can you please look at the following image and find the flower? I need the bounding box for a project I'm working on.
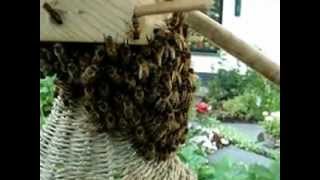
[196,102,209,113]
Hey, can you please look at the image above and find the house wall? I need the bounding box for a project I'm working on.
[191,0,280,74]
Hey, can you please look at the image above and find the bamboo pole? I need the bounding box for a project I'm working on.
[185,11,280,86]
[134,0,211,17]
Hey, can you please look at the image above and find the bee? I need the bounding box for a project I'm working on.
[96,100,109,113]
[79,53,91,71]
[97,83,110,98]
[138,62,150,81]
[134,86,144,105]
[160,72,172,91]
[144,143,156,160]
[169,89,180,107]
[182,24,189,39]
[155,95,173,113]
[131,14,141,40]
[105,112,116,130]
[123,100,134,119]
[124,72,136,90]
[92,45,105,64]
[104,35,118,62]
[105,66,121,85]
[118,115,129,130]
[119,40,131,66]
[43,2,63,25]
[83,86,95,101]
[81,64,99,85]
[53,43,67,72]
[67,62,79,83]
[134,126,146,144]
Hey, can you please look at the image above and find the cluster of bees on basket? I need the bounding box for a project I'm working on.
[40,12,197,161]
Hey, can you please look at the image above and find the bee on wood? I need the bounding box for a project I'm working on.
[81,65,99,85]
[104,35,118,62]
[131,14,141,40]
[43,2,63,25]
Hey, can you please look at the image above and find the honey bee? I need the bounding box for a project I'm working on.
[144,143,156,160]
[105,112,116,130]
[92,45,105,64]
[53,43,67,72]
[79,53,91,71]
[119,40,131,66]
[160,72,172,91]
[155,95,173,112]
[123,100,134,119]
[134,86,144,105]
[67,62,79,83]
[81,64,99,85]
[43,2,63,25]
[134,126,146,144]
[104,35,118,62]
[124,72,136,90]
[83,86,95,101]
[96,100,109,113]
[138,62,150,81]
[106,66,122,85]
[131,14,141,40]
[182,24,189,39]
[97,83,110,98]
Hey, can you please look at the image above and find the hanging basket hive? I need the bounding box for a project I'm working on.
[40,97,196,180]
[40,1,198,177]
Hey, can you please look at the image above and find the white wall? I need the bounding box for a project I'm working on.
[222,0,280,65]
[191,0,280,73]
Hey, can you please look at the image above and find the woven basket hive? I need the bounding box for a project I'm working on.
[40,97,197,180]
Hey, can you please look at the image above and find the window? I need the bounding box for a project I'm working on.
[188,0,223,53]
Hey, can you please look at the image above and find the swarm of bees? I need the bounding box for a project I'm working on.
[40,12,196,162]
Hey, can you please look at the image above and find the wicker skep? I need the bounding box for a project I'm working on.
[40,97,196,180]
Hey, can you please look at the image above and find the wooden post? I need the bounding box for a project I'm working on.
[185,11,280,86]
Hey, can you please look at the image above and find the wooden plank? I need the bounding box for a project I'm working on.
[40,0,169,44]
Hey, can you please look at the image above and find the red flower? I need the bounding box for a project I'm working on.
[196,102,209,113]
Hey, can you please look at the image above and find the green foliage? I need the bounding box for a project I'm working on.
[260,112,280,139]
[207,69,245,102]
[40,75,55,127]
[207,69,280,122]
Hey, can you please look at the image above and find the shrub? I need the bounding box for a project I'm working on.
[260,111,280,138]
[40,75,55,127]
[207,69,280,122]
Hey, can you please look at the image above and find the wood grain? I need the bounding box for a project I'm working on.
[40,0,170,44]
